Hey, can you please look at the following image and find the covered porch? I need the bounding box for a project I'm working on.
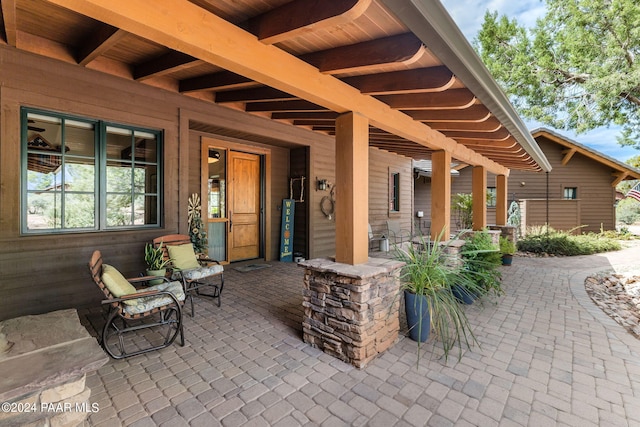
[76,250,640,426]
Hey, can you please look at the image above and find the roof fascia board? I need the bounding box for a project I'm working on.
[532,127,640,179]
[382,0,552,172]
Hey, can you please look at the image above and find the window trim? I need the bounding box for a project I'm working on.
[563,187,578,200]
[21,107,164,235]
[389,170,401,214]
[486,186,497,207]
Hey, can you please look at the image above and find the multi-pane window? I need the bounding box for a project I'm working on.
[390,172,400,212]
[486,187,497,207]
[22,108,162,233]
[563,187,577,200]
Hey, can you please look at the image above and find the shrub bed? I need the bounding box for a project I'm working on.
[517,228,621,256]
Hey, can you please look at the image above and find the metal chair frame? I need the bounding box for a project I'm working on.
[153,234,224,316]
[88,250,184,359]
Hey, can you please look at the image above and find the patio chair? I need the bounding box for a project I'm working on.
[386,220,412,245]
[88,250,185,359]
[153,234,224,316]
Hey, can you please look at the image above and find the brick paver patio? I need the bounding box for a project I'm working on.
[80,243,640,426]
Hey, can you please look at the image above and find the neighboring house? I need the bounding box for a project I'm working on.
[0,0,550,320]
[415,128,640,234]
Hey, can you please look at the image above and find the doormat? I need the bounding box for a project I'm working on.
[234,264,272,273]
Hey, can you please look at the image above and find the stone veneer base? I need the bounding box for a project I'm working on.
[0,309,108,427]
[300,257,404,368]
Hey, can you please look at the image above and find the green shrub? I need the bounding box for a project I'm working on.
[517,227,621,256]
[499,236,516,255]
[617,198,640,225]
[461,231,503,297]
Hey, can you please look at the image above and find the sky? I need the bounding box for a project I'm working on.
[439,0,640,164]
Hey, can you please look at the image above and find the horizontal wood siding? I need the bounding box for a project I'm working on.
[368,148,413,238]
[0,46,331,319]
[453,136,616,232]
[520,199,581,234]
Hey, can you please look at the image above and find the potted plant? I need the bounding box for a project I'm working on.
[395,229,480,364]
[461,231,504,298]
[499,236,516,266]
[144,242,170,284]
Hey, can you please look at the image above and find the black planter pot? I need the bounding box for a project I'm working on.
[404,290,430,342]
[452,284,475,304]
[502,254,513,266]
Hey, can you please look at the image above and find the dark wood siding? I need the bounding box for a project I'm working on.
[0,46,416,319]
[445,136,616,233]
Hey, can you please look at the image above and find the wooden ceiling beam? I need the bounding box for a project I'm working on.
[46,0,509,176]
[301,33,425,73]
[403,105,491,122]
[341,66,454,95]
[216,87,295,103]
[442,128,511,140]
[426,118,502,132]
[76,24,127,66]
[245,100,327,112]
[245,0,371,44]
[377,89,476,110]
[272,111,340,120]
[1,0,17,46]
[180,71,254,93]
[134,51,202,80]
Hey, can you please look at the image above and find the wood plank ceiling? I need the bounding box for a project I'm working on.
[1,0,544,172]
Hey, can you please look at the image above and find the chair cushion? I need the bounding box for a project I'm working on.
[123,281,185,315]
[102,264,138,305]
[173,264,224,281]
[167,243,201,270]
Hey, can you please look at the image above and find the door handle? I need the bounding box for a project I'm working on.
[229,211,232,232]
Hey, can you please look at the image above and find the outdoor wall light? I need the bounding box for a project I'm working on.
[317,178,328,191]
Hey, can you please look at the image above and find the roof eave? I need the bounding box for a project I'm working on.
[381,0,552,172]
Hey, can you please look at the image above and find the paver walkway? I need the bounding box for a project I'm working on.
[81,243,640,426]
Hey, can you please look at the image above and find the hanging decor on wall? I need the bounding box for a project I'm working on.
[289,176,305,202]
[320,183,336,220]
[188,193,208,254]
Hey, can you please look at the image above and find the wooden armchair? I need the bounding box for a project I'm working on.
[88,250,184,359]
[153,234,224,317]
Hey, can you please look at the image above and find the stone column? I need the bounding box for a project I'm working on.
[301,257,404,368]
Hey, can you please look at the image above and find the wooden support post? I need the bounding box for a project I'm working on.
[472,166,487,230]
[496,174,508,225]
[431,150,451,240]
[335,112,369,265]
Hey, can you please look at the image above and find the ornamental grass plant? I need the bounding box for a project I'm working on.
[394,229,482,364]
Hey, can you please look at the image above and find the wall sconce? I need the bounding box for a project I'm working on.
[317,178,328,191]
[416,211,424,218]
[520,181,526,187]
[208,149,220,163]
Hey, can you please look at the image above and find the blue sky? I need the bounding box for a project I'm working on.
[439,0,640,163]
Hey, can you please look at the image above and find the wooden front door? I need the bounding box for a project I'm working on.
[229,151,261,261]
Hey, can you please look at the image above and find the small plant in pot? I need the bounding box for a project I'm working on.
[144,242,170,285]
[499,236,516,266]
[395,229,480,364]
[461,231,503,299]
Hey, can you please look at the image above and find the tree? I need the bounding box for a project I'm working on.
[476,0,640,148]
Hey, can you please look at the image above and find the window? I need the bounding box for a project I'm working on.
[22,108,162,233]
[389,172,400,213]
[486,187,496,207]
[563,187,577,200]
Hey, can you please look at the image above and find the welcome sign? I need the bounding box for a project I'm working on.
[279,199,295,261]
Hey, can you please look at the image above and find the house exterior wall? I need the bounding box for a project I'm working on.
[0,46,413,320]
[414,136,617,235]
